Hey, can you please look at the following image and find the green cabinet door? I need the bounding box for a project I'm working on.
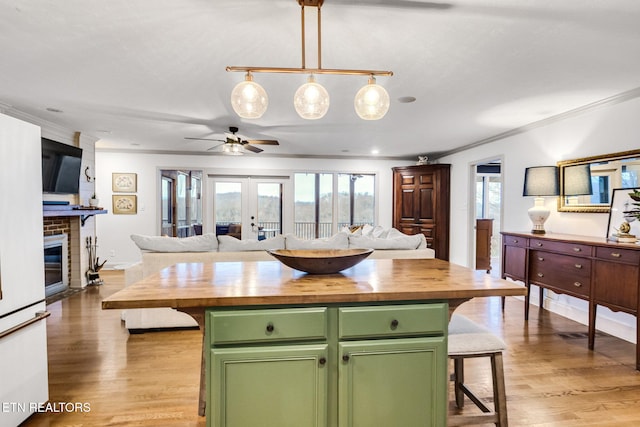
[338,337,447,427]
[209,344,328,427]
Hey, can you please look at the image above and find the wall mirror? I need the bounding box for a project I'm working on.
[557,149,640,212]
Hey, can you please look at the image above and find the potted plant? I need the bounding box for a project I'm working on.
[89,193,99,207]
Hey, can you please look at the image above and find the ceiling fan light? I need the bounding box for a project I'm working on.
[294,75,330,120]
[222,143,243,155]
[230,73,268,119]
[354,76,390,120]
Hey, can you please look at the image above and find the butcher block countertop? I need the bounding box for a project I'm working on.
[102,258,526,310]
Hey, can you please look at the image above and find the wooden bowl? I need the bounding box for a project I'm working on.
[267,249,374,274]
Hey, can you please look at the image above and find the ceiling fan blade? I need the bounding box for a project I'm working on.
[246,139,279,145]
[185,137,225,142]
[206,142,226,151]
[243,144,263,153]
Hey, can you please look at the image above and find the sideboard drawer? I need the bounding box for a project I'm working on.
[529,251,591,297]
[209,307,328,345]
[338,303,447,340]
[503,234,528,248]
[529,239,592,256]
[595,246,640,264]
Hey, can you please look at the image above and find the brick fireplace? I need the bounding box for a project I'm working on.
[43,214,87,289]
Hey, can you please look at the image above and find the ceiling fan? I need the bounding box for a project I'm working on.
[185,126,279,154]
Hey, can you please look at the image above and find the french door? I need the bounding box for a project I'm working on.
[207,176,288,240]
[160,170,203,237]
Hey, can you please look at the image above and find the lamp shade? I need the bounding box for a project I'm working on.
[354,76,390,120]
[294,75,330,120]
[230,73,268,119]
[523,166,559,197]
[563,164,593,196]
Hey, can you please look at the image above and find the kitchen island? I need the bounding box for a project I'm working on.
[102,258,526,426]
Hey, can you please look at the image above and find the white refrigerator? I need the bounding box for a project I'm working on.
[0,113,49,426]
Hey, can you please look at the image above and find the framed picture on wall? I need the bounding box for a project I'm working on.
[112,195,137,215]
[606,188,640,242]
[112,172,137,193]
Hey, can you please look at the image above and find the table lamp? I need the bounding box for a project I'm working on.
[523,166,559,234]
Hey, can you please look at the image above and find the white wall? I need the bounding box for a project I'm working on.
[94,153,414,266]
[440,96,640,343]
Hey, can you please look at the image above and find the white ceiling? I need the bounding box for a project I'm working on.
[1,0,640,160]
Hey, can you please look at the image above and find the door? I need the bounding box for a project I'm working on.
[160,170,203,237]
[338,337,447,427]
[471,160,503,271]
[208,176,286,240]
[210,344,328,427]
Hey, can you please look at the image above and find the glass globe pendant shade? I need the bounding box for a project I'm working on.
[354,76,390,120]
[294,75,330,120]
[230,73,268,119]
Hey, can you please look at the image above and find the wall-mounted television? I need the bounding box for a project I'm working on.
[41,138,83,194]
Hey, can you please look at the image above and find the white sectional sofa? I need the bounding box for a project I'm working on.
[122,228,435,332]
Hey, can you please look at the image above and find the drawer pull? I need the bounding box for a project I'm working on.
[536,242,543,247]
[537,273,544,278]
[390,319,399,329]
[342,354,350,362]
[574,282,582,287]
[538,256,544,261]
[573,247,581,252]
[319,357,327,366]
[512,239,518,243]
[265,323,274,333]
[611,252,621,258]
[575,264,582,269]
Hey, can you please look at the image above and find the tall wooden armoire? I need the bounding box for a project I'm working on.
[392,164,451,260]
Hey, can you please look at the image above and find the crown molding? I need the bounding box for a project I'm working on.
[431,86,640,160]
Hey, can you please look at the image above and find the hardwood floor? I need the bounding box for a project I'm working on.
[22,270,640,426]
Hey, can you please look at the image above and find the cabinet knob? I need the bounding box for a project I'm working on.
[319,357,327,366]
[266,323,274,333]
[390,319,399,329]
[537,273,544,278]
[574,264,582,269]
[536,242,543,247]
[573,247,581,252]
[513,239,518,243]
[538,256,544,261]
[611,252,621,258]
[342,354,350,362]
[574,282,582,287]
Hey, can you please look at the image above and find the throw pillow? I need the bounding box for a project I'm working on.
[285,232,349,250]
[130,233,218,252]
[217,235,285,252]
[348,234,426,250]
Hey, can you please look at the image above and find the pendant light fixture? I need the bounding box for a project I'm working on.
[294,75,330,119]
[230,72,268,119]
[226,0,393,120]
[354,76,390,120]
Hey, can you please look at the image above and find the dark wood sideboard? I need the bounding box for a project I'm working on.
[501,231,640,370]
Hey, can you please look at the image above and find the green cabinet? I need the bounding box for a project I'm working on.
[206,302,448,427]
[338,338,446,427]
[210,344,328,427]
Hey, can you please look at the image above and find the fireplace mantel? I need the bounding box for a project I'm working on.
[43,206,107,226]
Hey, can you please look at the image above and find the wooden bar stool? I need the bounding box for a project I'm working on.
[448,314,508,427]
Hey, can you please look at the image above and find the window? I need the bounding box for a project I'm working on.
[294,172,375,238]
[160,170,202,237]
